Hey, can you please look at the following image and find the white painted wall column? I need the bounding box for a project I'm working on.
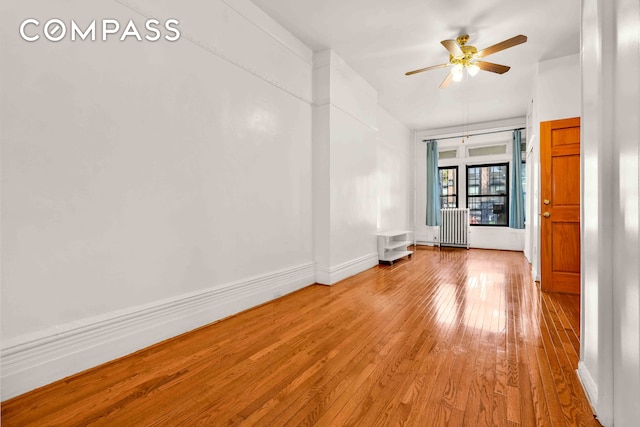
[610,1,640,423]
[376,107,412,233]
[579,0,640,425]
[312,50,379,285]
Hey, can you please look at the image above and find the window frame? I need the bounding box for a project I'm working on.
[466,162,510,227]
[438,165,459,209]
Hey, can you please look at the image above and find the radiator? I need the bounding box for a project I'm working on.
[440,208,470,249]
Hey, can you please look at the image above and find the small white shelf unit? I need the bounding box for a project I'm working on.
[377,230,413,264]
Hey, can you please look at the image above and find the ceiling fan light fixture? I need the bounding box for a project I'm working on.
[467,63,480,77]
[452,64,464,82]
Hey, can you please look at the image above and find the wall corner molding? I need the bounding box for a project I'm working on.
[113,0,313,104]
[315,253,378,285]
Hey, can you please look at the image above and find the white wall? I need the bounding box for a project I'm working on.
[377,107,412,232]
[579,0,640,425]
[1,0,315,399]
[526,53,581,280]
[537,54,581,122]
[313,50,379,285]
[414,118,526,251]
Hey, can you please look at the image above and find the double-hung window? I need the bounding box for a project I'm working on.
[466,163,509,226]
[438,166,458,208]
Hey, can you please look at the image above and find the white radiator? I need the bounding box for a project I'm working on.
[440,208,470,249]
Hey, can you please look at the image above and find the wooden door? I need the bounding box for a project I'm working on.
[540,117,581,294]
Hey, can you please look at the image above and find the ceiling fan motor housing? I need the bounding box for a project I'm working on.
[450,39,478,67]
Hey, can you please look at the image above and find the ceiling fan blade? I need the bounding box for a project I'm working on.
[441,39,464,57]
[476,61,511,74]
[405,63,449,76]
[476,34,527,58]
[439,71,454,88]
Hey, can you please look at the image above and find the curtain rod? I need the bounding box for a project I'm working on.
[422,127,525,142]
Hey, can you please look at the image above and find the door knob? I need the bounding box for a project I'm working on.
[543,212,550,218]
[543,199,550,205]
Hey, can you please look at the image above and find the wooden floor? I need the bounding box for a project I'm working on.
[2,247,600,426]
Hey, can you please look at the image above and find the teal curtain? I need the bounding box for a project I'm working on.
[426,140,441,226]
[510,130,525,229]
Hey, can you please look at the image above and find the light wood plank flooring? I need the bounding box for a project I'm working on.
[1,247,601,426]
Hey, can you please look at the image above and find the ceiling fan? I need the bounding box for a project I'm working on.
[405,34,527,88]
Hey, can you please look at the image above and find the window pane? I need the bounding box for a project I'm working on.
[440,195,457,209]
[467,167,480,195]
[468,196,508,225]
[466,164,508,196]
[468,144,507,157]
[438,167,458,208]
[439,150,457,159]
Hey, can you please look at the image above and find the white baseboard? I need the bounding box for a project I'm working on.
[415,241,438,246]
[316,252,378,285]
[577,362,598,413]
[1,262,315,401]
[531,265,540,282]
[414,228,438,245]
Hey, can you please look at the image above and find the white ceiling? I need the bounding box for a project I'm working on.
[250,0,581,131]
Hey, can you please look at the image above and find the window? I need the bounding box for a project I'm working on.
[467,144,507,157]
[438,166,458,208]
[439,149,457,160]
[466,163,509,226]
